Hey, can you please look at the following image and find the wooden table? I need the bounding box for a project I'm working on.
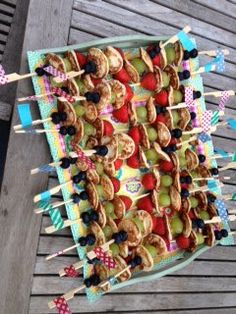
[0,1,236,313]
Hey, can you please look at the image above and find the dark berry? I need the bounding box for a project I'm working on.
[190,48,198,58]
[86,234,96,246]
[72,174,81,184]
[162,146,172,154]
[221,229,228,238]
[85,92,94,102]
[178,72,184,81]
[84,278,92,288]
[94,145,108,157]
[128,259,137,269]
[119,230,128,242]
[59,111,67,121]
[196,219,204,229]
[171,128,182,139]
[190,112,197,120]
[169,144,177,152]
[180,177,186,184]
[81,212,91,224]
[210,168,219,176]
[67,126,76,136]
[78,171,86,181]
[112,232,123,244]
[84,60,97,74]
[70,157,77,165]
[90,274,100,286]
[183,50,190,60]
[79,191,89,200]
[35,67,46,76]
[51,112,61,124]
[185,175,192,184]
[183,70,190,80]
[61,86,69,94]
[89,210,99,222]
[192,220,198,228]
[60,157,70,169]
[155,106,162,115]
[160,107,167,114]
[133,255,142,266]
[193,91,202,99]
[92,92,100,104]
[214,230,222,241]
[198,154,206,163]
[59,126,67,135]
[78,236,88,246]
[149,49,157,59]
[87,257,100,265]
[207,194,216,203]
[181,189,190,198]
[72,193,80,203]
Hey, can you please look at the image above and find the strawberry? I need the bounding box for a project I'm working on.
[169,138,177,145]
[114,47,125,59]
[91,77,102,86]
[76,52,87,68]
[114,159,123,171]
[119,195,133,210]
[103,120,114,136]
[137,196,153,214]
[155,113,166,124]
[152,54,161,66]
[110,177,120,193]
[141,72,157,91]
[132,144,139,156]
[113,104,129,123]
[124,84,134,103]
[159,160,174,172]
[127,154,140,169]
[152,217,166,235]
[154,90,168,107]
[114,219,121,226]
[181,183,189,190]
[176,235,190,249]
[141,173,156,190]
[114,67,131,84]
[162,235,171,250]
[128,126,140,144]
[188,210,196,220]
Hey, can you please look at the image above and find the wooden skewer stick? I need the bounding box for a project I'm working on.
[190,182,223,194]
[33,181,71,203]
[160,25,191,49]
[198,49,229,57]
[192,177,217,182]
[31,160,62,175]
[208,153,234,160]
[99,265,131,289]
[219,161,236,172]
[15,128,59,134]
[17,92,54,102]
[14,117,52,130]
[53,70,85,83]
[203,90,235,97]
[45,218,81,234]
[176,135,197,147]
[5,71,37,84]
[191,64,216,76]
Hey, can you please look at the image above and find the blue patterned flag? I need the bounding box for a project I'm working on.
[198,132,211,143]
[37,164,56,173]
[214,148,230,158]
[176,30,195,51]
[227,119,236,131]
[17,104,32,128]
[215,199,228,222]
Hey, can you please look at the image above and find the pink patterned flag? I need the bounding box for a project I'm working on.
[53,297,72,314]
[0,64,8,85]
[185,87,194,108]
[51,87,75,103]
[44,65,67,81]
[71,142,96,170]
[64,265,80,277]
[201,110,213,132]
[93,247,116,270]
[219,91,230,111]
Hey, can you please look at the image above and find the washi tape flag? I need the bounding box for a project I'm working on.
[215,49,225,72]
[176,30,195,51]
[48,208,64,230]
[17,103,32,128]
[53,297,72,314]
[0,64,8,85]
[43,66,67,81]
[51,87,74,103]
[219,91,230,111]
[198,132,211,143]
[214,148,229,158]
[64,265,80,277]
[215,199,228,222]
[201,110,213,132]
[36,190,51,202]
[93,247,116,270]
[232,153,236,161]
[227,119,236,131]
[207,180,220,194]
[37,200,52,212]
[35,164,56,173]
[71,142,96,170]
[231,193,236,201]
[185,87,194,108]
[211,111,220,126]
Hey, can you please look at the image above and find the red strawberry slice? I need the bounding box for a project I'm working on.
[124,84,134,103]
[114,159,123,170]
[103,120,114,136]
[114,47,125,59]
[76,52,87,68]
[176,235,190,249]
[114,67,131,84]
[127,154,140,169]
[141,173,156,190]
[132,144,139,156]
[110,177,120,193]
[154,90,168,107]
[119,195,133,210]
[188,210,196,220]
[155,113,167,124]
[169,138,177,145]
[141,72,157,91]
[128,126,140,144]
[91,77,102,86]
[137,196,153,214]
[152,54,161,66]
[152,217,166,235]
[113,104,129,123]
[159,160,174,172]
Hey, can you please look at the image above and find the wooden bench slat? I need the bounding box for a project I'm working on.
[0,3,15,15]
[194,0,236,18]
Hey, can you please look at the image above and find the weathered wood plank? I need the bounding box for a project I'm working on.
[0,2,15,15]
[0,1,73,314]
[0,100,12,121]
[194,0,236,18]
[68,28,102,45]
[0,12,13,25]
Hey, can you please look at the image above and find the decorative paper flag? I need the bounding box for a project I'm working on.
[201,110,213,132]
[214,148,229,158]
[227,119,236,131]
[36,164,56,173]
[185,87,194,108]
[71,142,96,170]
[231,193,236,201]
[0,64,7,85]
[93,247,116,270]
[198,132,211,143]
[43,66,67,81]
[51,87,74,103]
[53,297,72,314]
[203,52,225,73]
[215,49,225,72]
[176,30,195,51]
[211,111,220,126]
[17,104,32,128]
[232,153,236,162]
[36,200,52,212]
[43,75,54,103]
[48,208,64,230]
[215,199,228,222]
[182,60,190,71]
[108,276,118,286]
[64,265,80,277]
[218,91,230,111]
[36,190,51,202]
[207,180,220,194]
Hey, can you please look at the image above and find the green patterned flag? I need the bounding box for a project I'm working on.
[211,111,219,126]
[232,153,236,162]
[49,208,64,230]
[231,193,236,201]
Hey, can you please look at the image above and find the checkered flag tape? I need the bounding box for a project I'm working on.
[219,91,230,111]
[53,297,72,314]
[51,87,74,103]
[64,265,80,277]
[71,143,96,170]
[44,66,67,81]
[93,247,116,270]
[201,110,213,132]
[0,64,8,85]
[185,87,194,108]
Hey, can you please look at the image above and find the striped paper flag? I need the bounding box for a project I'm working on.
[232,153,236,162]
[214,148,229,158]
[211,111,220,126]
[48,208,64,230]
[37,200,52,212]
[231,193,236,201]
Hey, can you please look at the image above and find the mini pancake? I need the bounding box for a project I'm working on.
[177,107,191,130]
[151,190,162,216]
[92,117,104,140]
[139,124,150,149]
[173,41,184,67]
[156,122,171,147]
[67,78,79,96]
[45,53,66,72]
[153,168,161,190]
[163,110,174,130]
[115,133,135,160]
[100,175,115,201]
[207,203,218,218]
[72,118,84,144]
[159,47,168,69]
[163,215,172,241]
[134,210,153,236]
[172,170,181,192]
[133,245,154,271]
[96,202,107,228]
[140,47,154,72]
[64,50,80,71]
[114,256,131,282]
[86,136,98,149]
[83,74,94,91]
[144,233,168,255]
[185,148,199,171]
[170,185,181,211]
[153,142,171,162]
[86,168,100,185]
[139,146,150,168]
[194,191,208,211]
[118,242,129,258]
[163,65,179,90]
[75,158,88,171]
[106,217,118,234]
[169,152,180,171]
[103,161,116,177]
[94,263,109,282]
[180,212,192,238]
[167,86,174,106]
[146,97,157,124]
[188,231,198,252]
[95,81,112,111]
[57,99,77,126]
[181,197,191,213]
[111,195,126,219]
[124,59,140,83]
[118,219,142,247]
[196,165,211,186]
[128,102,138,127]
[82,101,98,123]
[86,182,99,209]
[203,224,215,247]
[100,135,119,163]
[109,80,126,109]
[154,66,163,92]
[88,221,106,247]
[104,46,123,74]
[87,47,109,79]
